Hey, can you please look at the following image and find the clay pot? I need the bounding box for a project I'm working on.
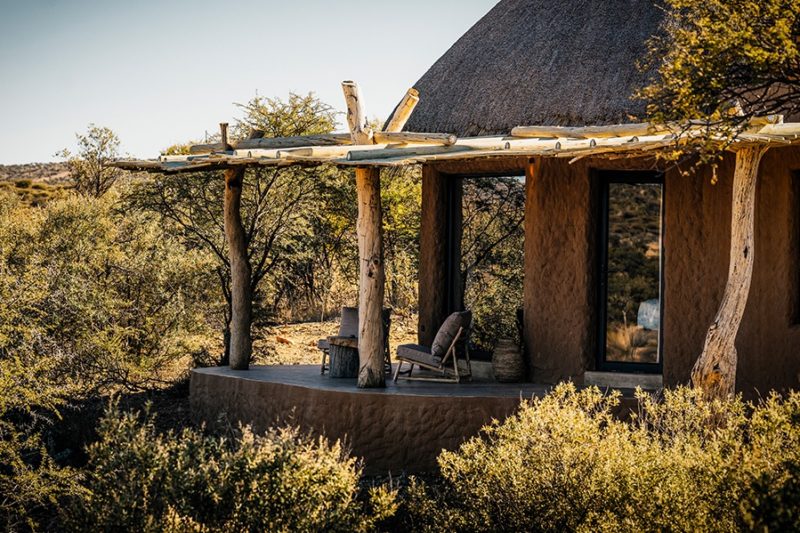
[492,337,525,382]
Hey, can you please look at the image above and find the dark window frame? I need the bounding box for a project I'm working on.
[790,171,800,326]
[596,170,665,374]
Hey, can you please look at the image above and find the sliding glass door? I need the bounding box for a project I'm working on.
[598,172,663,373]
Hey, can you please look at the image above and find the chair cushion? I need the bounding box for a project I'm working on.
[396,344,441,367]
[431,311,471,357]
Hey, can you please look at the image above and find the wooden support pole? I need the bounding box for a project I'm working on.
[223,122,259,370]
[341,80,386,388]
[385,88,420,132]
[691,145,768,397]
[356,166,386,388]
[224,166,252,370]
[220,122,230,149]
[342,81,374,145]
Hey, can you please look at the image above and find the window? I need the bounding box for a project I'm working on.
[597,172,664,373]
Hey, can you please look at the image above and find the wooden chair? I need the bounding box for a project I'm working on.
[393,311,472,383]
[318,307,392,374]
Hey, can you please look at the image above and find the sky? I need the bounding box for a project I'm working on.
[0,0,496,164]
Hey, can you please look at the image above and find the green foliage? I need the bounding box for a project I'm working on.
[0,192,217,394]
[57,124,123,197]
[128,92,424,345]
[0,355,83,531]
[461,177,525,351]
[406,384,800,532]
[69,404,397,532]
[640,0,800,160]
[382,167,422,311]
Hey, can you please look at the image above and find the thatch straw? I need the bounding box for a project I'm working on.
[402,0,664,136]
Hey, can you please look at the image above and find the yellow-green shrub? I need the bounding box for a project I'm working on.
[68,405,397,532]
[406,384,800,532]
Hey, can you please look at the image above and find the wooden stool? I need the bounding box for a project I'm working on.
[327,336,359,378]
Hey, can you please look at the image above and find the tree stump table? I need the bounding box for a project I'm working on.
[327,336,359,378]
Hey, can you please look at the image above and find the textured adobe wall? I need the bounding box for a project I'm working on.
[190,368,528,475]
[663,146,800,395]
[418,166,452,346]
[522,158,598,382]
[419,150,800,394]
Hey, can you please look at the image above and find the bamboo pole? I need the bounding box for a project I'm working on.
[277,144,387,160]
[384,88,420,132]
[189,133,353,154]
[691,145,769,398]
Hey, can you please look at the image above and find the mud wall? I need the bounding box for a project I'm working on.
[663,146,800,395]
[190,368,527,474]
[454,149,800,395]
[417,151,800,394]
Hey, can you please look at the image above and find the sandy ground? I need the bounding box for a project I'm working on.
[256,313,419,366]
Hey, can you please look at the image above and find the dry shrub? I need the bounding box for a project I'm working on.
[67,404,397,532]
[406,383,800,532]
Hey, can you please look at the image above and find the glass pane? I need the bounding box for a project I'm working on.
[604,182,662,364]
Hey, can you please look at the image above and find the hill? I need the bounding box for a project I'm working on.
[0,162,71,184]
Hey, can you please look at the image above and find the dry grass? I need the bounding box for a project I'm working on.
[606,323,659,363]
[255,313,419,366]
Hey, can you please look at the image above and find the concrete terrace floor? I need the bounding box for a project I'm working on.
[192,364,554,398]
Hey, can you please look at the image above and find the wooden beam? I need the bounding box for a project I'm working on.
[278,144,387,160]
[691,145,768,398]
[342,81,373,144]
[511,123,667,139]
[189,142,226,154]
[190,133,352,154]
[384,88,420,132]
[347,144,471,161]
[356,166,386,388]
[373,131,456,146]
[237,133,352,150]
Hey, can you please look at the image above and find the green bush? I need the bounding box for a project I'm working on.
[0,355,83,532]
[405,384,800,532]
[68,405,397,532]
[0,192,219,394]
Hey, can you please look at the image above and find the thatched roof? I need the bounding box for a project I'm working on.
[403,0,664,136]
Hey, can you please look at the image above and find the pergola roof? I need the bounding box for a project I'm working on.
[114,117,800,174]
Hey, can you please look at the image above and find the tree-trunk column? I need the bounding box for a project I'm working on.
[224,167,253,370]
[356,167,386,388]
[691,145,768,398]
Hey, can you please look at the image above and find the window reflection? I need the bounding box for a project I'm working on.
[604,182,662,364]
